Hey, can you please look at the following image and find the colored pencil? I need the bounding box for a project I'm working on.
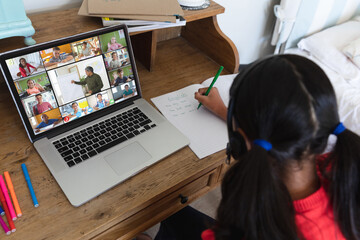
[0,176,16,220]
[0,215,10,235]
[0,205,4,215]
[4,172,22,217]
[21,164,39,207]
[0,190,16,232]
[197,66,224,109]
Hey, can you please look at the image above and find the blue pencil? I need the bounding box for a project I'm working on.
[0,205,4,215]
[21,164,39,207]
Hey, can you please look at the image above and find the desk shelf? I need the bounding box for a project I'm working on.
[0,1,239,75]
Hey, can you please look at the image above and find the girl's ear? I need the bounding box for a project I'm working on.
[237,128,251,150]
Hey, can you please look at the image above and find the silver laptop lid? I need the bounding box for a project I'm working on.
[0,25,142,143]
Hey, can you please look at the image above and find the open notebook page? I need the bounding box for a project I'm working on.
[151,74,237,159]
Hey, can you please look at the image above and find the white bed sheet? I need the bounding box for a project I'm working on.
[286,48,360,138]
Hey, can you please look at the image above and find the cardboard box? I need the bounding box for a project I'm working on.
[87,0,183,16]
[78,0,178,23]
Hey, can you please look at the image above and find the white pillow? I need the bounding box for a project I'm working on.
[343,38,360,69]
[297,20,360,80]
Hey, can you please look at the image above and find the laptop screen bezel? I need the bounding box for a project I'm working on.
[0,24,142,143]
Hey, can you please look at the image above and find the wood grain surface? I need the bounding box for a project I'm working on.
[0,36,229,239]
[0,1,235,238]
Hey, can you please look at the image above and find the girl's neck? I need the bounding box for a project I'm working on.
[283,157,320,200]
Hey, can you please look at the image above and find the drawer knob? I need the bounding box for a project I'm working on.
[179,194,188,204]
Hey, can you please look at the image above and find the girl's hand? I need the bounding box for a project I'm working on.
[194,87,227,121]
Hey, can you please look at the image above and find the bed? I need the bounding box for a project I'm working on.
[271,0,360,138]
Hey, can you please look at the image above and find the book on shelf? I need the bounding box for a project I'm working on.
[88,0,183,16]
[78,0,181,23]
[102,17,182,26]
[102,16,186,32]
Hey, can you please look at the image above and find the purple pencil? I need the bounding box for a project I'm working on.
[0,215,10,235]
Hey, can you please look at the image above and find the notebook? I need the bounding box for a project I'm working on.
[151,74,236,159]
[0,25,189,207]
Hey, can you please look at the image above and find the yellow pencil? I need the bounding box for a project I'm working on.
[4,172,22,217]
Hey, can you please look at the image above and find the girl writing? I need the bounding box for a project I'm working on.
[149,55,360,240]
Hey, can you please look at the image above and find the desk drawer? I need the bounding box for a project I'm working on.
[93,167,220,240]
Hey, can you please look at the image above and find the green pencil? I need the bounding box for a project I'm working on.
[197,66,224,109]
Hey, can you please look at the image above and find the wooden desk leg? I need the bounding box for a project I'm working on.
[181,16,239,73]
[130,30,158,71]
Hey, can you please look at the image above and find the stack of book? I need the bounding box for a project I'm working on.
[78,0,186,33]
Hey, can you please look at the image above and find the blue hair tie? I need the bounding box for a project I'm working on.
[333,122,346,135]
[254,139,272,151]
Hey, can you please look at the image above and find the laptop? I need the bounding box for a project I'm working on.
[0,25,189,207]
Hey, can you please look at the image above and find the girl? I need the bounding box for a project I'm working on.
[107,37,123,52]
[69,102,87,119]
[19,58,37,77]
[150,55,360,240]
[109,52,121,70]
[26,79,45,95]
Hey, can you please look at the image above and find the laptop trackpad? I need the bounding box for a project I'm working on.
[105,142,151,176]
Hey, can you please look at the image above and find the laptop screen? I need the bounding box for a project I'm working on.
[0,25,141,141]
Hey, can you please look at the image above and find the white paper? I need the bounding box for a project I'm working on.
[151,74,236,159]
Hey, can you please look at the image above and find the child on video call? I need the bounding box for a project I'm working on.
[109,52,121,70]
[122,84,134,98]
[19,58,37,77]
[140,55,360,240]
[79,42,93,58]
[111,69,129,86]
[93,93,109,110]
[107,37,123,52]
[26,79,45,95]
[34,113,61,133]
[70,102,87,119]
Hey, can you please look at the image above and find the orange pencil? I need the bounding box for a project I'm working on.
[4,172,22,217]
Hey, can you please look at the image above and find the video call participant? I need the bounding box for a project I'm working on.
[44,47,74,68]
[71,66,103,95]
[122,85,134,98]
[111,69,129,86]
[33,94,53,115]
[19,58,37,77]
[34,113,61,133]
[78,41,97,58]
[70,102,87,119]
[109,52,121,70]
[93,93,110,110]
[107,37,123,52]
[27,79,45,95]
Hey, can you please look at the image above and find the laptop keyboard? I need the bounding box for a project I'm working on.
[52,107,156,167]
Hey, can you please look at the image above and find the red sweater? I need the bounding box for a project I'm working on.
[19,63,36,77]
[202,186,345,240]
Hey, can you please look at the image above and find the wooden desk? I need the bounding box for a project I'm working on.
[0,39,230,240]
[0,3,236,240]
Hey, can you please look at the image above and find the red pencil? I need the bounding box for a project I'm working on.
[0,189,15,232]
